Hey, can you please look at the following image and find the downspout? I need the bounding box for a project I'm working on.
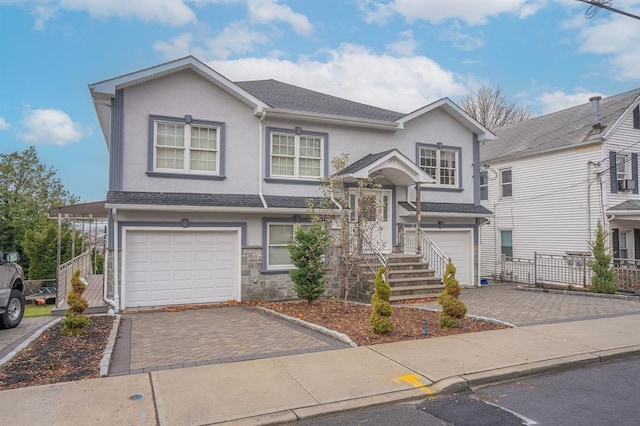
[587,161,593,242]
[112,208,120,312]
[258,111,268,208]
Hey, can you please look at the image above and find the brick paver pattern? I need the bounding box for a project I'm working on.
[414,283,640,326]
[127,307,348,372]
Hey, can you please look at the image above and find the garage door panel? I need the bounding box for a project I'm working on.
[427,231,472,286]
[125,230,239,308]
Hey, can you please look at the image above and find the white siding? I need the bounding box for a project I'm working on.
[480,145,602,278]
[604,112,640,209]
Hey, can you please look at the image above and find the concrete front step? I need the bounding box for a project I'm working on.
[390,284,443,294]
[389,292,441,302]
[388,269,436,279]
[387,276,441,285]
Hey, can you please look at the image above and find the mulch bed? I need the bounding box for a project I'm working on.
[0,316,114,391]
[264,298,506,346]
[0,298,506,390]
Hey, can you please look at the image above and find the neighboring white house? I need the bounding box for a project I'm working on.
[480,88,640,279]
[89,56,494,312]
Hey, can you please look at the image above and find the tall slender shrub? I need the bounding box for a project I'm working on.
[61,269,91,336]
[438,261,467,328]
[590,221,616,294]
[370,267,394,333]
[288,221,330,303]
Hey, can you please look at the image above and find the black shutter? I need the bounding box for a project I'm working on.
[633,153,639,194]
[635,229,640,260]
[612,228,620,264]
[610,151,618,193]
[634,106,640,129]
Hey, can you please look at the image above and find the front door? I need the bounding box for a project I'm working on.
[349,188,393,254]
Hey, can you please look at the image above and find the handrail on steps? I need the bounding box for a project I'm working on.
[404,226,450,280]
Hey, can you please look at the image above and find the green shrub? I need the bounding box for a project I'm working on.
[61,269,91,336]
[437,261,467,328]
[288,221,330,303]
[370,267,394,334]
[590,221,617,294]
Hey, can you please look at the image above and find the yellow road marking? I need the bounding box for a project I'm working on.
[394,374,434,396]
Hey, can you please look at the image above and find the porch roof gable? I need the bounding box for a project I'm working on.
[335,149,435,186]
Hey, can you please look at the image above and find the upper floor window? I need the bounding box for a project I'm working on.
[271,132,323,179]
[418,144,459,187]
[150,115,225,178]
[610,151,638,193]
[500,168,512,198]
[480,170,488,201]
[633,105,639,129]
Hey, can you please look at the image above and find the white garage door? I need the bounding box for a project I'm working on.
[124,229,239,308]
[426,230,474,286]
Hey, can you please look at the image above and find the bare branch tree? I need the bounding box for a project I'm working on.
[460,85,535,130]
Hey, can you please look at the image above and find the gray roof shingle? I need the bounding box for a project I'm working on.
[263,195,329,209]
[107,191,264,208]
[481,88,640,164]
[337,149,396,175]
[235,79,405,122]
[399,202,493,216]
[608,200,640,212]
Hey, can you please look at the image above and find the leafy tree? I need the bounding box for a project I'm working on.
[370,267,394,334]
[22,220,85,280]
[288,220,330,303]
[0,146,78,273]
[438,261,467,328]
[460,84,535,130]
[590,221,617,294]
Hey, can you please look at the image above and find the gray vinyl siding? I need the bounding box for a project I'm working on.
[605,110,640,207]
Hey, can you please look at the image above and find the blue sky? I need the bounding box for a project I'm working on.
[2,0,640,202]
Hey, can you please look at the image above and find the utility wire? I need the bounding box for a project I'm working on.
[575,0,640,21]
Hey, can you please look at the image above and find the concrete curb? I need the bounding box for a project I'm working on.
[517,285,640,301]
[100,314,121,377]
[256,306,358,347]
[401,305,517,328]
[0,317,61,368]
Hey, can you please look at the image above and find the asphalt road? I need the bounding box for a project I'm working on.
[296,357,640,425]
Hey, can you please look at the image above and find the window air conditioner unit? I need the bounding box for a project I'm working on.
[618,179,636,191]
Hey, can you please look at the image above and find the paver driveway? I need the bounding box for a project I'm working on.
[109,306,350,375]
[414,283,640,326]
[0,316,56,362]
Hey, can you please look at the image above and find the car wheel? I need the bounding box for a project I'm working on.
[0,289,25,329]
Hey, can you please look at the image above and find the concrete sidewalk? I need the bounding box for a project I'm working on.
[1,314,640,426]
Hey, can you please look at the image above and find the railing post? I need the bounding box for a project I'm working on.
[415,182,422,254]
[582,255,587,288]
[534,251,537,286]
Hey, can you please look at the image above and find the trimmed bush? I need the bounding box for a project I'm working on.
[438,261,467,328]
[61,269,91,336]
[370,267,394,334]
[288,221,330,303]
[590,221,617,294]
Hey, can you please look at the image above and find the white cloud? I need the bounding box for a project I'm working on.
[154,23,269,60]
[247,0,312,36]
[570,8,640,81]
[19,108,84,146]
[439,24,485,51]
[537,90,604,115]
[5,0,197,28]
[207,43,468,112]
[0,118,9,130]
[362,0,542,26]
[385,30,419,56]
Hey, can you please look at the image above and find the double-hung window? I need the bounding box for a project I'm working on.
[418,145,458,187]
[500,230,513,259]
[500,168,513,198]
[480,170,488,201]
[271,132,323,179]
[153,118,221,175]
[267,223,310,269]
[617,153,630,183]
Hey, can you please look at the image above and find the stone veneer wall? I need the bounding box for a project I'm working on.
[241,247,340,301]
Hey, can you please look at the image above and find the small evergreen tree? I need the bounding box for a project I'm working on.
[61,269,91,336]
[438,261,467,328]
[590,221,617,294]
[288,221,330,303]
[370,267,394,333]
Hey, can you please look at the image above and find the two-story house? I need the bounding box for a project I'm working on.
[479,88,640,279]
[90,56,494,312]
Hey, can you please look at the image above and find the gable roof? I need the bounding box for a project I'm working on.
[335,149,435,185]
[481,88,640,164]
[236,80,404,122]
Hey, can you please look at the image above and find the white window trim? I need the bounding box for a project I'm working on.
[500,168,513,198]
[617,154,630,181]
[266,222,310,269]
[153,120,221,175]
[480,170,489,201]
[270,132,324,180]
[418,146,459,188]
[499,229,513,259]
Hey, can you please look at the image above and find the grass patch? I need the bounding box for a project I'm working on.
[24,304,54,318]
